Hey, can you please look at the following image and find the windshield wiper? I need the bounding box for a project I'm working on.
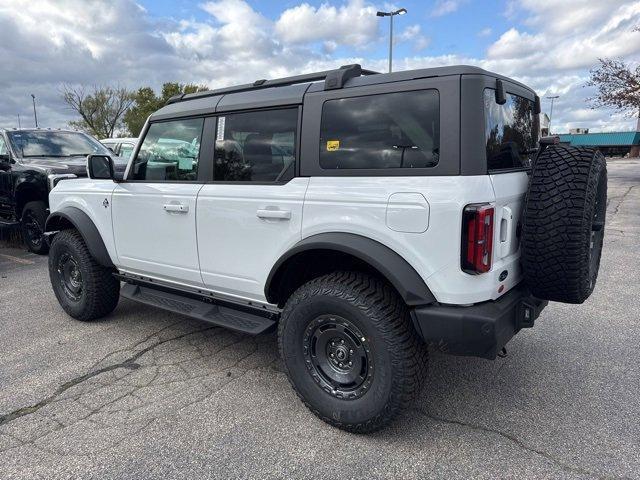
[22,154,70,158]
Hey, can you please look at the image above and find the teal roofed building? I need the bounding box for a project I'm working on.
[558,131,640,157]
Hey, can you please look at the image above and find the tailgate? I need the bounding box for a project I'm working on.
[490,171,529,291]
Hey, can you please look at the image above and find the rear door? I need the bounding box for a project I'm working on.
[111,117,208,285]
[196,108,308,303]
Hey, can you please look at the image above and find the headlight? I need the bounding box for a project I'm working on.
[48,174,77,190]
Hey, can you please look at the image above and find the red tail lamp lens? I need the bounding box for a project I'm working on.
[461,204,494,274]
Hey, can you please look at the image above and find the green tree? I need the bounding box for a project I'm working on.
[124,82,208,136]
[62,85,134,139]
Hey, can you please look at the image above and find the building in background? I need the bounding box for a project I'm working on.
[558,131,640,157]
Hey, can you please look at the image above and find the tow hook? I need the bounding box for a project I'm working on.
[497,347,508,358]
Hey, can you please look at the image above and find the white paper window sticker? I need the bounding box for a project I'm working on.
[216,117,226,142]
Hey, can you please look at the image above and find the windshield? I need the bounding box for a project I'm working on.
[484,89,539,170]
[7,131,110,158]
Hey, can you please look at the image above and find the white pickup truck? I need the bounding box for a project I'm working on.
[45,65,607,432]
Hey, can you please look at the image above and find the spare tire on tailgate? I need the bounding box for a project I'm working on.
[521,145,607,304]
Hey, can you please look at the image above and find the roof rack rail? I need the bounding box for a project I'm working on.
[166,64,379,105]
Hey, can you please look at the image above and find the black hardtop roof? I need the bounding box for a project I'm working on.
[150,64,534,120]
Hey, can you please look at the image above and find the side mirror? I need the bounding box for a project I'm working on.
[87,154,115,180]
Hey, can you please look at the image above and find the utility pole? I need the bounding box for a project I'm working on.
[547,95,559,135]
[376,8,407,73]
[17,114,21,128]
[31,94,38,128]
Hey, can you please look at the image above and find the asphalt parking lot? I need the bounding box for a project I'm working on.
[0,159,638,480]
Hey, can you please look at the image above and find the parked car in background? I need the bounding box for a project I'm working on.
[100,137,138,160]
[0,128,127,253]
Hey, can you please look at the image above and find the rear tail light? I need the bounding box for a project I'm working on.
[461,203,494,274]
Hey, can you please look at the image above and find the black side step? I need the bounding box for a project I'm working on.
[0,219,20,227]
[120,284,276,335]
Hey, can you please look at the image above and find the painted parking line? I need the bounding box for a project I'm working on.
[0,254,35,265]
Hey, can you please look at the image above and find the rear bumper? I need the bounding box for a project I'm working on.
[411,285,547,359]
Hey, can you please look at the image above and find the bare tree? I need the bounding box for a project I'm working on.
[586,58,640,128]
[61,85,134,138]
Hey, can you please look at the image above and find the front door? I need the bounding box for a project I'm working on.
[196,108,307,303]
[111,117,206,286]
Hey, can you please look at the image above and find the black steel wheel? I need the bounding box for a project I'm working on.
[588,172,607,288]
[21,201,49,254]
[279,271,428,433]
[57,252,84,302]
[303,314,373,400]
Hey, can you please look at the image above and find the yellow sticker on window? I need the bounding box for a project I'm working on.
[326,140,340,151]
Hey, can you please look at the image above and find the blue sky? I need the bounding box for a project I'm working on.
[1,0,639,132]
[140,0,511,60]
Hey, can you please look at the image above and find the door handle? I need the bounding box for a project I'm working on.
[163,203,189,213]
[256,209,291,220]
[500,206,513,256]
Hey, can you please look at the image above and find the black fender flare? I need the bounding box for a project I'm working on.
[265,232,436,306]
[45,206,114,268]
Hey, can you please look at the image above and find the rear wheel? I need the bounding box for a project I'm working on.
[278,272,427,433]
[48,229,120,321]
[522,146,607,304]
[21,201,49,255]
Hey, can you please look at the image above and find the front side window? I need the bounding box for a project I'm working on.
[214,108,297,182]
[131,118,203,181]
[0,136,8,155]
[320,90,440,170]
[7,131,110,158]
[484,89,539,170]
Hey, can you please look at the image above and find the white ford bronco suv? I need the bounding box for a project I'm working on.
[45,65,607,432]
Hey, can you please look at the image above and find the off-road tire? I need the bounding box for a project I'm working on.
[21,201,49,255]
[278,271,428,433]
[48,229,120,321]
[522,146,607,304]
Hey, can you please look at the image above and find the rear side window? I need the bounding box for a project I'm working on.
[484,89,539,170]
[319,90,439,170]
[214,108,297,182]
[132,118,204,181]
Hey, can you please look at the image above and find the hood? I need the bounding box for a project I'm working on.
[20,155,128,176]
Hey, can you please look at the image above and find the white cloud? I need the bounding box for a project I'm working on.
[274,0,379,48]
[478,27,492,37]
[0,0,639,133]
[431,0,465,17]
[397,25,430,51]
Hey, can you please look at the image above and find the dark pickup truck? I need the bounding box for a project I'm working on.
[0,128,126,253]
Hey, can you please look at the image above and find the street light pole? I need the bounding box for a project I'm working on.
[377,8,407,73]
[31,94,38,128]
[547,95,559,135]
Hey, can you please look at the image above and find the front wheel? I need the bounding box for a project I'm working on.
[278,272,428,433]
[21,201,49,254]
[48,229,120,321]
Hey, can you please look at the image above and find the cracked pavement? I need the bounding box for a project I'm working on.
[0,159,639,479]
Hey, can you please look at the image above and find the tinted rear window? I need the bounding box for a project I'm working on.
[484,89,538,170]
[320,90,439,170]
